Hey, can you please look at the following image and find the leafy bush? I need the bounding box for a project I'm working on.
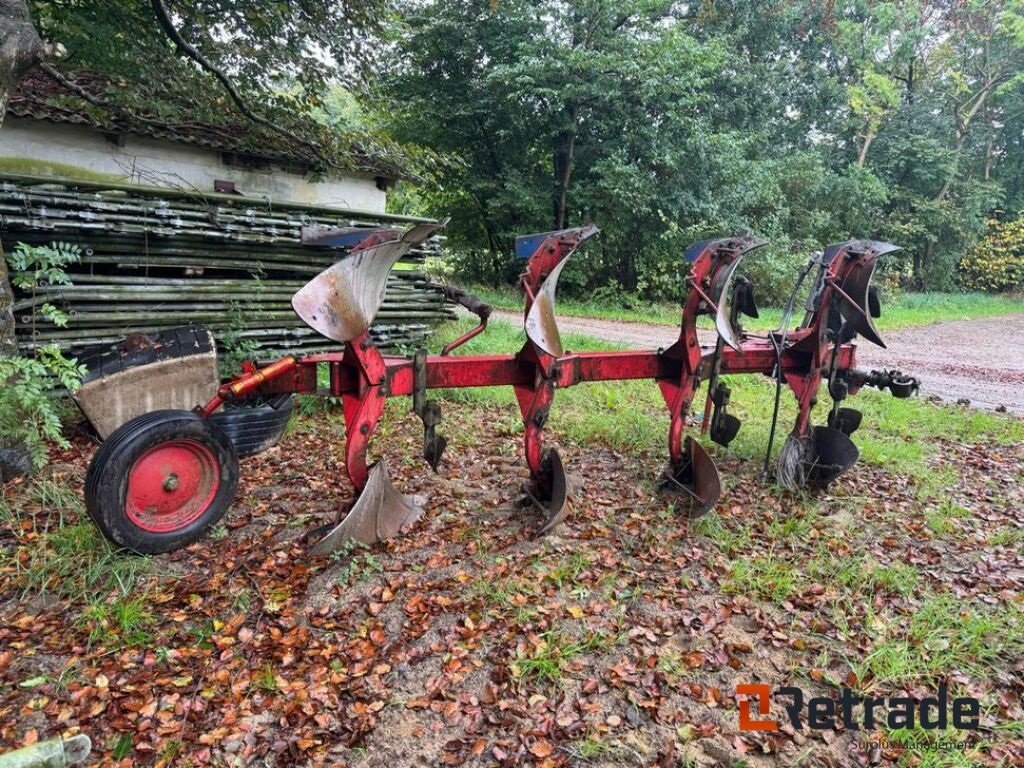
[737,240,816,308]
[959,214,1024,292]
[219,299,262,378]
[1,242,87,470]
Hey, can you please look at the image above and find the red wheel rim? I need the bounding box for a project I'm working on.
[125,439,220,533]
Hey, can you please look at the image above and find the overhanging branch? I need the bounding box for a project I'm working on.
[37,62,236,143]
[148,0,333,168]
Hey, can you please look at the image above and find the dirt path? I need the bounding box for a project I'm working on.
[494,310,1024,413]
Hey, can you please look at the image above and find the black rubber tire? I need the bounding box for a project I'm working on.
[85,410,239,555]
[209,395,293,457]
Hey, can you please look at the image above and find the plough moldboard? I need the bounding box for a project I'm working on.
[84,224,920,555]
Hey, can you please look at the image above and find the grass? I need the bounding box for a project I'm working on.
[991,525,1024,546]
[467,284,1022,331]
[330,540,385,585]
[254,663,280,692]
[925,500,971,537]
[79,595,156,648]
[510,631,587,685]
[854,595,1024,693]
[690,513,752,557]
[537,550,592,588]
[569,738,614,760]
[833,556,919,599]
[1,474,151,600]
[723,553,800,602]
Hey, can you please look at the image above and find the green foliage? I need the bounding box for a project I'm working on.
[219,298,263,379]
[382,0,1024,296]
[0,354,83,467]
[959,213,1024,292]
[1,243,87,469]
[6,241,80,330]
[855,595,1024,691]
[24,0,435,177]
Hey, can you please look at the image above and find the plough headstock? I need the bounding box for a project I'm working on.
[84,221,921,556]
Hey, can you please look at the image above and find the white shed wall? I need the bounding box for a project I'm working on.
[0,117,387,212]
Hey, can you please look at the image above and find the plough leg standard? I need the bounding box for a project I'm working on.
[84,225,919,555]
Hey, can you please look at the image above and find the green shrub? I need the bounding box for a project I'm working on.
[959,214,1024,292]
[219,299,262,378]
[1,243,87,469]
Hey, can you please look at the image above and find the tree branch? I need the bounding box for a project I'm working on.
[37,62,236,142]
[148,0,333,168]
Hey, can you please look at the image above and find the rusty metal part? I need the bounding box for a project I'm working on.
[663,437,721,518]
[702,273,758,444]
[806,426,860,487]
[292,224,444,343]
[309,461,426,553]
[777,430,813,490]
[526,448,571,534]
[440,285,492,356]
[708,383,742,447]
[846,368,921,399]
[524,252,571,357]
[712,243,765,350]
[777,426,860,490]
[412,348,447,470]
[830,407,863,436]
[520,225,600,360]
[834,241,900,348]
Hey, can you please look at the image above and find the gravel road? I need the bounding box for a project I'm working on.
[493,310,1024,414]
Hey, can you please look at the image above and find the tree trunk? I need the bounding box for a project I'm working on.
[856,132,875,168]
[1,0,50,357]
[552,102,578,230]
[0,243,15,357]
[934,130,968,204]
[1,0,49,128]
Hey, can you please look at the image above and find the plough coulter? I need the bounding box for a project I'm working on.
[84,224,919,555]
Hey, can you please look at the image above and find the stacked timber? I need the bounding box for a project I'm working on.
[0,175,454,358]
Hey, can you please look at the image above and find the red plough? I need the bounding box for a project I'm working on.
[84,225,919,555]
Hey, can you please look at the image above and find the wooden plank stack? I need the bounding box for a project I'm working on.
[0,175,454,359]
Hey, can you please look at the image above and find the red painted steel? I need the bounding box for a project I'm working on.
[195,225,905,534]
[125,439,220,532]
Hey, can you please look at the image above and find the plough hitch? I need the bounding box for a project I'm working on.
[84,224,920,556]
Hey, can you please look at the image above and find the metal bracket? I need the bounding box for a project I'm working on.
[412,348,447,470]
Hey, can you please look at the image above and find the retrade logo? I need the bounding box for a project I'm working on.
[737,684,979,732]
[737,684,777,731]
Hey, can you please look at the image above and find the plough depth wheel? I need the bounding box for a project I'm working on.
[85,410,239,554]
[80,223,920,556]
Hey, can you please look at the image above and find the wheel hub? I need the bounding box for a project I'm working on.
[126,439,220,533]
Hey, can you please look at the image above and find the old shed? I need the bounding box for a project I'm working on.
[0,71,451,360]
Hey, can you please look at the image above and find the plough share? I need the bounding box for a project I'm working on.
[84,224,919,555]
